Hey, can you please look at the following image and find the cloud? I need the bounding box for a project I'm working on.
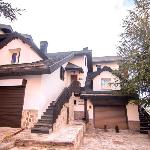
[1,0,132,56]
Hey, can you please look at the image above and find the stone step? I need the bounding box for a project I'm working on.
[45,108,54,113]
[44,111,53,115]
[140,122,150,124]
[140,119,147,122]
[48,105,54,109]
[140,127,150,132]
[38,118,53,124]
[41,114,53,119]
[140,130,149,134]
[31,127,51,134]
[34,123,52,128]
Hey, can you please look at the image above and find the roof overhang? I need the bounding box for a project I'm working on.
[65,62,84,73]
[80,90,132,105]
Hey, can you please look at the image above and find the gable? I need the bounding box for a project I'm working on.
[93,62,119,72]
[0,39,43,65]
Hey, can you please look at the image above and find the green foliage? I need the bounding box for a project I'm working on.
[0,0,24,21]
[115,0,150,107]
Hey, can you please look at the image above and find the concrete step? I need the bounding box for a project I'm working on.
[48,105,54,109]
[41,114,53,119]
[38,118,53,124]
[140,127,150,134]
[34,123,52,128]
[140,130,149,134]
[44,110,54,115]
[31,127,51,134]
[17,123,85,149]
[140,122,150,124]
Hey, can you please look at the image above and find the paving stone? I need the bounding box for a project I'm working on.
[79,128,150,150]
[0,122,85,150]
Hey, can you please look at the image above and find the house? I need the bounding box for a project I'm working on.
[79,56,140,130]
[0,24,147,134]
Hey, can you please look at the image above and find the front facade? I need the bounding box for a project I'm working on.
[77,56,140,130]
[0,24,140,132]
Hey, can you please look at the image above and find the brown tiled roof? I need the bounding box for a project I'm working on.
[65,62,84,72]
[0,32,47,59]
[0,24,93,77]
[47,49,93,72]
[0,24,13,33]
[0,52,74,77]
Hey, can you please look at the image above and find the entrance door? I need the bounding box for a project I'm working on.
[71,75,77,82]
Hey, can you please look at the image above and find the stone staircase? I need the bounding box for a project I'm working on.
[31,81,80,134]
[138,106,150,134]
[31,102,54,134]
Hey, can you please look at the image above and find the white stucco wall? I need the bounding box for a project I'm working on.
[0,79,23,86]
[67,55,88,87]
[93,62,119,72]
[73,98,93,119]
[87,99,93,119]
[23,75,42,111]
[23,64,68,118]
[93,71,120,91]
[0,39,42,65]
[93,61,120,91]
[74,97,84,111]
[38,66,67,117]
[0,63,68,118]
[126,104,140,121]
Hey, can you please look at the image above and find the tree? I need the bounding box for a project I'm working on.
[0,0,23,21]
[115,0,150,107]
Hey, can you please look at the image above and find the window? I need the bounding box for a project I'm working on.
[9,48,21,64]
[101,78,111,90]
[60,66,65,80]
[11,53,17,64]
[74,100,76,105]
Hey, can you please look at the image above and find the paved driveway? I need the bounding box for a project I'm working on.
[79,129,150,150]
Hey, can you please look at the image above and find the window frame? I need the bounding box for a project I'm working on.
[101,78,111,90]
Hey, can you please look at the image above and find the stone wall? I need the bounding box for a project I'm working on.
[87,119,94,129]
[53,103,69,132]
[69,94,75,123]
[21,109,38,128]
[74,111,84,120]
[53,94,81,131]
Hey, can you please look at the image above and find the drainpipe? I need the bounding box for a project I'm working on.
[84,98,88,123]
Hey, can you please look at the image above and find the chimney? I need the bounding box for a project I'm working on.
[83,47,88,51]
[40,41,48,54]
[96,65,101,71]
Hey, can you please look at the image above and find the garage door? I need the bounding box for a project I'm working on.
[0,86,25,128]
[94,106,127,129]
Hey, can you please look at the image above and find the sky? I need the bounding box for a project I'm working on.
[0,0,134,56]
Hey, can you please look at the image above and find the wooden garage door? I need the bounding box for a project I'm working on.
[0,86,25,128]
[94,106,127,129]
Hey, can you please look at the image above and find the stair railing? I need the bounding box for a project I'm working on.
[52,80,80,127]
[141,106,150,122]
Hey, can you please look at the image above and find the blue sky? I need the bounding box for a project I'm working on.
[123,0,134,7]
[1,0,134,56]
